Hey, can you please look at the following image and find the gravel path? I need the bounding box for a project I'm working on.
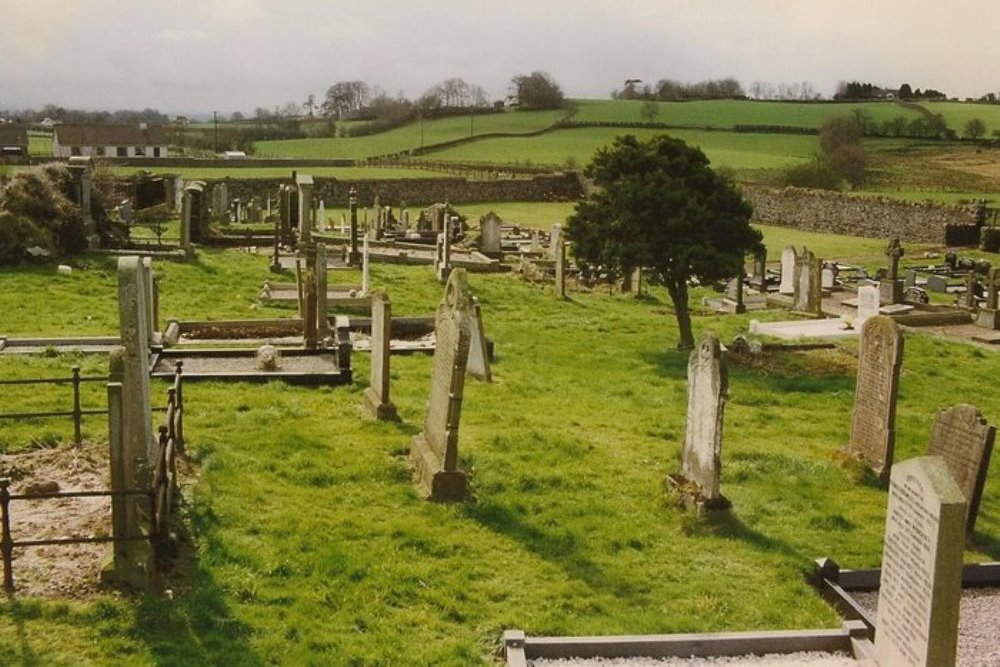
[529,653,858,666]
[852,588,1000,667]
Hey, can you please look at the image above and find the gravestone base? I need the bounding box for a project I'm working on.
[436,265,452,284]
[363,386,398,421]
[878,279,904,305]
[410,434,468,501]
[666,473,731,513]
[975,308,1000,329]
[720,298,746,314]
[99,544,155,591]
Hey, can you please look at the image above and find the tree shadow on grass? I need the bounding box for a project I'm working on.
[970,513,1000,560]
[680,508,804,562]
[638,349,691,380]
[1,599,42,666]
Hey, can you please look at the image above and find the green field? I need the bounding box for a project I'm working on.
[922,101,1000,136]
[106,166,451,180]
[256,109,563,159]
[28,130,53,156]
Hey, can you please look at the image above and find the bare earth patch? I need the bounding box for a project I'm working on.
[0,440,115,599]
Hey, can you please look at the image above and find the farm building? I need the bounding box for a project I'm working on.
[0,125,29,156]
[52,123,168,158]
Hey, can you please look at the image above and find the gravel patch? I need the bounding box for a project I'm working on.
[852,588,1000,667]
[529,652,858,666]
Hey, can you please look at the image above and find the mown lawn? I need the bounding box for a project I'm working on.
[0,234,998,664]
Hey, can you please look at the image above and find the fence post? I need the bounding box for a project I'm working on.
[1,479,14,592]
[71,365,82,445]
[106,382,129,570]
[173,361,184,452]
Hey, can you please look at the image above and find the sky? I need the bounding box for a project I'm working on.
[1,0,998,117]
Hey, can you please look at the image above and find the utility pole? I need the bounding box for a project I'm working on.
[213,111,218,154]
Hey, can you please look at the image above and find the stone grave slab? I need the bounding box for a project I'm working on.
[927,404,995,534]
[875,456,965,667]
[878,303,914,316]
[848,316,903,481]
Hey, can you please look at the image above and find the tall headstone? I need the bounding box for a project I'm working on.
[874,456,965,667]
[466,296,492,382]
[848,316,904,480]
[116,257,155,489]
[349,187,360,265]
[880,238,905,305]
[317,200,326,232]
[550,223,563,259]
[295,173,314,245]
[976,267,1000,329]
[316,243,329,340]
[479,212,502,256]
[361,235,371,295]
[410,269,473,501]
[363,290,398,420]
[793,250,822,314]
[676,333,729,509]
[856,284,880,321]
[779,245,797,295]
[750,245,767,291]
[927,404,995,533]
[554,239,566,299]
[436,231,452,283]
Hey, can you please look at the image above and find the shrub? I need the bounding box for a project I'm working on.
[783,157,842,190]
[980,226,1000,252]
[0,166,89,264]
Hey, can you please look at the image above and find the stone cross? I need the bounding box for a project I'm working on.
[848,315,904,480]
[679,333,729,508]
[927,404,995,533]
[874,456,965,667]
[363,290,398,420]
[779,245,797,295]
[410,269,474,501]
[885,238,904,280]
[466,296,492,382]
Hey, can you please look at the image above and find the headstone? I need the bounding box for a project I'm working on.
[821,263,837,290]
[977,268,1000,329]
[555,239,566,299]
[793,250,821,314]
[466,296,492,382]
[349,187,360,265]
[361,235,371,295]
[340,213,347,234]
[550,223,563,259]
[874,456,965,667]
[436,231,451,283]
[410,269,474,501]
[927,404,995,533]
[316,244,329,340]
[295,173,314,245]
[926,274,949,293]
[530,230,540,254]
[363,290,398,420]
[677,333,729,508]
[750,245,766,290]
[848,316,904,480]
[904,269,917,288]
[479,212,502,256]
[318,200,326,232]
[856,284,880,321]
[779,245,797,295]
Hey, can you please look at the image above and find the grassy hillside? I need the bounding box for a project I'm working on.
[923,100,1000,136]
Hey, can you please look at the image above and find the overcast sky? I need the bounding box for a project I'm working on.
[1,0,998,117]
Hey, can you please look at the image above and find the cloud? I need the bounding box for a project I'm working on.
[157,28,210,43]
[0,0,84,60]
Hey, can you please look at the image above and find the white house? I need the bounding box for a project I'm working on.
[53,124,168,158]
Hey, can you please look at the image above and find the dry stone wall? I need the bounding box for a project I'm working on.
[744,186,980,244]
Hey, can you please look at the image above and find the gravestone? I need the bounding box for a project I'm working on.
[976,267,1000,329]
[926,274,949,293]
[550,223,563,259]
[793,250,822,314]
[436,231,451,283]
[856,284,880,321]
[673,333,730,509]
[750,245,767,290]
[317,200,326,232]
[554,238,566,299]
[296,173,314,245]
[410,269,473,501]
[927,404,995,533]
[848,316,903,480]
[466,296,492,382]
[880,238,905,304]
[821,263,837,290]
[316,243,329,340]
[349,187,360,265]
[479,212,502,256]
[874,456,965,667]
[779,245,797,295]
[363,290,398,420]
[361,235,371,294]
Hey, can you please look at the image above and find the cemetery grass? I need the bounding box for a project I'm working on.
[1,252,1000,663]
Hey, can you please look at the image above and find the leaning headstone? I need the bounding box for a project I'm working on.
[363,290,398,420]
[779,245,797,295]
[874,456,965,667]
[927,404,995,533]
[410,269,473,501]
[466,296,492,382]
[670,333,730,510]
[848,316,904,480]
[856,284,880,321]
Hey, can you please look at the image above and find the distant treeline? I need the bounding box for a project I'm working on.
[0,105,169,125]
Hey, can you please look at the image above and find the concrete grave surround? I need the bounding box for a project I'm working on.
[849,315,903,480]
[410,269,473,501]
[875,456,965,667]
[856,284,880,321]
[680,333,729,506]
[363,290,398,420]
[466,296,492,382]
[926,404,995,533]
[779,245,797,294]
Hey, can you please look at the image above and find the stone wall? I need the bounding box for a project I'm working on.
[167,174,583,207]
[743,186,980,244]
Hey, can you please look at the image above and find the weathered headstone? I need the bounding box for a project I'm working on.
[976,267,1000,329]
[466,296,492,382]
[874,456,965,667]
[479,212,502,256]
[926,274,949,293]
[848,315,903,480]
[549,223,563,259]
[554,238,566,299]
[673,333,730,509]
[363,290,398,420]
[317,200,326,232]
[927,404,995,533]
[316,243,329,340]
[361,235,371,295]
[436,231,451,283]
[750,245,767,291]
[793,250,822,314]
[779,245,797,295]
[410,269,474,501]
[295,173,314,245]
[821,263,837,290]
[856,284,880,321]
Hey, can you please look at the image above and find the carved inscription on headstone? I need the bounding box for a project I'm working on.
[875,456,965,667]
[410,269,473,500]
[680,333,728,505]
[849,315,903,480]
[927,404,995,533]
